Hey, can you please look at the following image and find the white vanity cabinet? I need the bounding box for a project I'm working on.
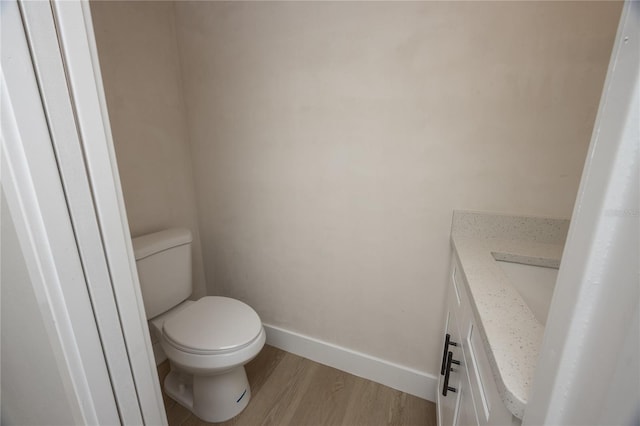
[437,254,520,426]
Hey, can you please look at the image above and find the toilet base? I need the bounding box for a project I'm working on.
[164,365,251,423]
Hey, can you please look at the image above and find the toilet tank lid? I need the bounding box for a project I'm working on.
[132,228,192,260]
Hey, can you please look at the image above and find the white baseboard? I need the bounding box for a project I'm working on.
[263,324,438,402]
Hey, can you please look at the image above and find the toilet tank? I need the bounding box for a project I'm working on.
[132,228,193,319]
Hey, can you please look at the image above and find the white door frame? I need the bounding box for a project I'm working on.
[46,2,168,423]
[2,0,121,423]
[524,2,639,424]
[2,0,167,424]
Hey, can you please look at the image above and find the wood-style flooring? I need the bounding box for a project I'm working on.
[158,345,436,426]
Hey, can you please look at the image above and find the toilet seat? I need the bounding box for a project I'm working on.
[162,296,262,355]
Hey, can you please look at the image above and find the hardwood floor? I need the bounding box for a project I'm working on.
[157,345,437,426]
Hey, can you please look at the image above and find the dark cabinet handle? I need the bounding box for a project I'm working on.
[442,351,459,396]
[440,333,458,375]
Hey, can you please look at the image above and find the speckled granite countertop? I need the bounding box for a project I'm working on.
[450,211,569,420]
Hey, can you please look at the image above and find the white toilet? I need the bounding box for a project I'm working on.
[132,228,266,423]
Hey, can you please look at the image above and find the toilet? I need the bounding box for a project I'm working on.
[132,228,266,423]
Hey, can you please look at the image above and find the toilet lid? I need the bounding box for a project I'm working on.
[162,296,262,354]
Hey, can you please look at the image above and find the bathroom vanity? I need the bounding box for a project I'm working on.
[437,211,569,426]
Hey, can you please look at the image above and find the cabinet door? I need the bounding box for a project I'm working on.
[456,361,480,426]
[438,310,463,426]
[465,323,517,426]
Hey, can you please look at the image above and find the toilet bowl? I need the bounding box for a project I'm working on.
[133,229,266,423]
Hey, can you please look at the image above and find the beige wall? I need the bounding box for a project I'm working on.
[174,1,620,373]
[91,1,207,298]
[91,1,620,377]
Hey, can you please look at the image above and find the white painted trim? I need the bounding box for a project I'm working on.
[1,1,119,422]
[524,2,639,425]
[19,3,144,423]
[49,1,168,424]
[263,324,437,402]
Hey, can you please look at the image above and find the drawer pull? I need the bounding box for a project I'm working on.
[442,351,459,396]
[440,333,458,375]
